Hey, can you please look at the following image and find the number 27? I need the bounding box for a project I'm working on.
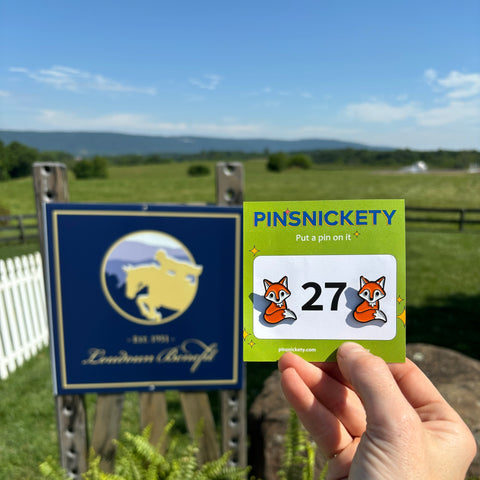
[301,282,347,311]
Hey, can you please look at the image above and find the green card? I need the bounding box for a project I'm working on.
[243,199,406,362]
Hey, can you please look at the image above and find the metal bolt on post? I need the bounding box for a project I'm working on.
[32,163,69,255]
[216,162,244,206]
[216,162,247,469]
[33,163,88,478]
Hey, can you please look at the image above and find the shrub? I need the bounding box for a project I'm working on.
[72,156,109,179]
[91,156,109,178]
[0,141,39,180]
[72,159,94,179]
[288,153,313,170]
[187,164,210,176]
[267,152,289,172]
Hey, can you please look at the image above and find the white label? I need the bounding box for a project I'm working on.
[253,254,397,340]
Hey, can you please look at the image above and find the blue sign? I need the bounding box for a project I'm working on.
[44,203,242,394]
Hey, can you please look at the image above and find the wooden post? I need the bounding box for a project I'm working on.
[180,391,220,464]
[215,162,244,206]
[139,391,169,448]
[33,163,89,478]
[459,208,465,231]
[91,394,124,473]
[216,162,247,469]
[18,215,26,243]
[33,162,69,258]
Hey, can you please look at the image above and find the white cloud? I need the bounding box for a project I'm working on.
[291,123,478,150]
[0,90,10,97]
[189,74,222,90]
[3,105,477,149]
[38,110,186,132]
[345,101,418,123]
[416,100,480,126]
[436,71,480,99]
[348,125,479,151]
[9,65,156,95]
[32,109,261,137]
[292,125,362,139]
[424,69,480,99]
[9,67,28,74]
[424,68,438,85]
[345,69,480,129]
[345,98,480,129]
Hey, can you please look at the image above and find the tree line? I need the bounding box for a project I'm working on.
[1,138,479,182]
[0,140,74,181]
[304,148,480,169]
[0,140,110,180]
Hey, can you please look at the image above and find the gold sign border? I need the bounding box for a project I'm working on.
[50,208,242,391]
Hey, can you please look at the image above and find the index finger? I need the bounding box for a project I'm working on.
[280,364,354,458]
[279,352,366,437]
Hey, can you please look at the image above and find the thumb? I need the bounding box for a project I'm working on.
[337,342,414,428]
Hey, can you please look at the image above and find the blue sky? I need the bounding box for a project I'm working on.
[1,0,479,150]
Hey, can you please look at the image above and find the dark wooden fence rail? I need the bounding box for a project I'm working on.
[405,207,480,231]
[0,214,38,243]
[2,208,479,245]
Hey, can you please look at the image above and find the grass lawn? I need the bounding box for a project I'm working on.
[2,160,480,213]
[0,348,191,480]
[406,231,480,356]
[1,160,479,478]
[0,349,58,479]
[0,240,39,260]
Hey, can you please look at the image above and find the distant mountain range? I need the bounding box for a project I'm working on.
[0,130,391,156]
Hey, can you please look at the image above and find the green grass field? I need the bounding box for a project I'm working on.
[1,160,480,478]
[2,160,480,214]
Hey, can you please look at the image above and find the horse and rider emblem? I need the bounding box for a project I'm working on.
[101,231,202,325]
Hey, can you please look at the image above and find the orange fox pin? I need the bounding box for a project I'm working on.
[263,276,297,324]
[353,276,387,323]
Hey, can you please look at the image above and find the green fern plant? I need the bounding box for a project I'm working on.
[39,421,251,480]
[40,411,330,480]
[278,409,328,480]
[39,456,70,480]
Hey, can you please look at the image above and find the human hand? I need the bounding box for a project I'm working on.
[279,342,477,480]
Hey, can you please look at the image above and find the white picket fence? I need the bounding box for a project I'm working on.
[0,252,48,380]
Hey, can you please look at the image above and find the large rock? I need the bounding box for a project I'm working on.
[248,343,480,479]
[406,343,480,477]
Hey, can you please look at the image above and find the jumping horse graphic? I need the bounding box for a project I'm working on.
[123,249,202,322]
